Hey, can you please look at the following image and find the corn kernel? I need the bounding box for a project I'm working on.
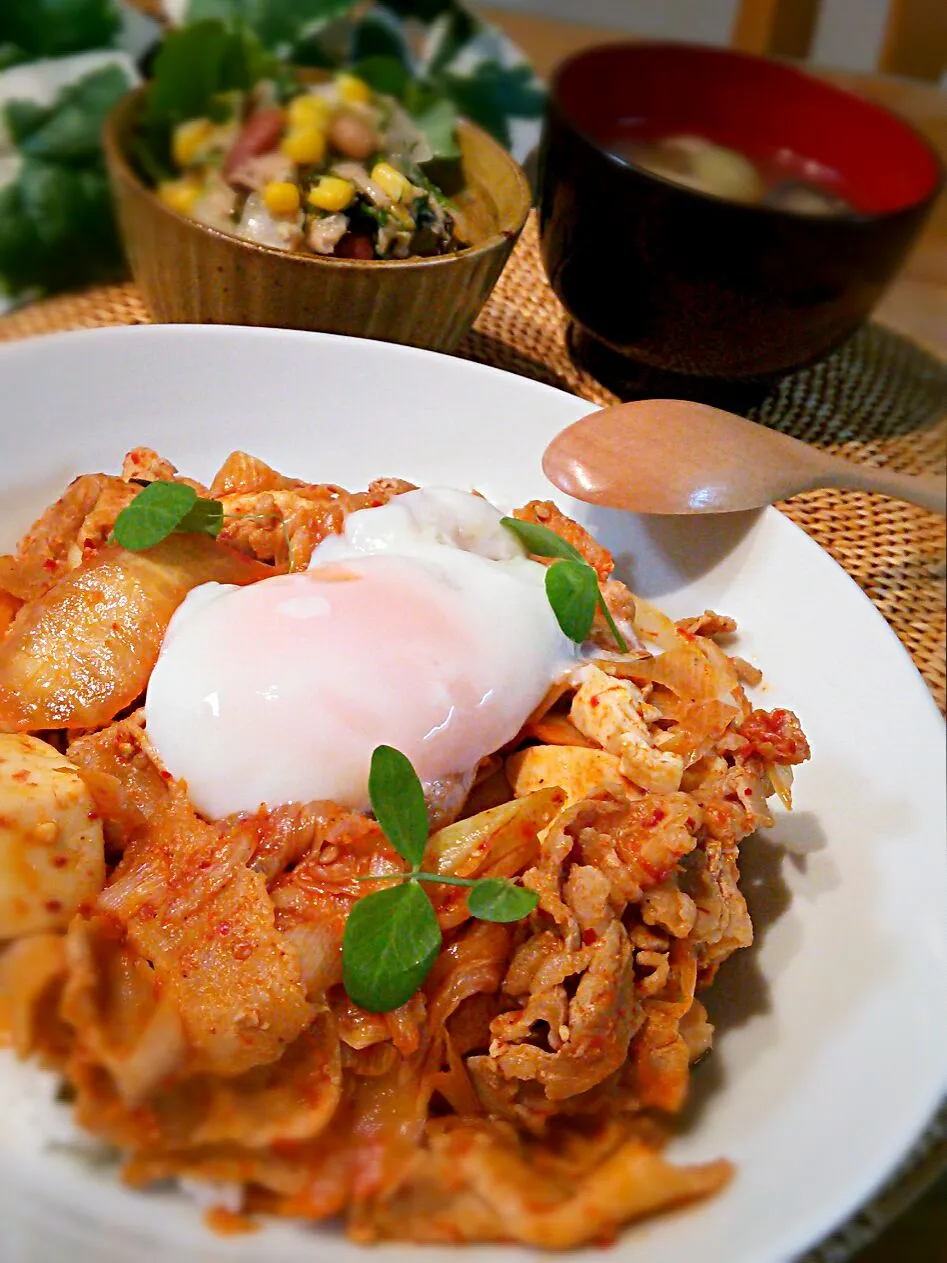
[158,177,202,215]
[172,117,214,169]
[280,125,327,166]
[335,72,371,105]
[262,181,301,216]
[370,161,407,203]
[287,93,330,130]
[307,175,355,212]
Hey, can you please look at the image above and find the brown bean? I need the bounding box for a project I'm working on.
[335,231,375,260]
[223,108,286,179]
[328,111,378,161]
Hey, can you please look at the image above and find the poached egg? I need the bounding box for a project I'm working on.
[144,488,574,818]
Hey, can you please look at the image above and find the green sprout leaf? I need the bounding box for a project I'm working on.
[112,481,223,551]
[596,592,629,653]
[467,878,538,923]
[342,880,442,1013]
[545,559,598,644]
[343,745,544,1012]
[368,744,429,869]
[112,481,197,550]
[179,496,225,537]
[501,516,627,652]
[500,515,584,563]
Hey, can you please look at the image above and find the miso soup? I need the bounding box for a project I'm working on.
[611,132,858,216]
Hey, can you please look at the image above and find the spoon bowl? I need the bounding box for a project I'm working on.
[543,399,947,516]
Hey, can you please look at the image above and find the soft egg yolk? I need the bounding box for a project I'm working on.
[144,542,571,819]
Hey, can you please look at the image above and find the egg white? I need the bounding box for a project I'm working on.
[144,490,574,818]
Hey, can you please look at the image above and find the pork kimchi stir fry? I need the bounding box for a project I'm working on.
[0,447,810,1247]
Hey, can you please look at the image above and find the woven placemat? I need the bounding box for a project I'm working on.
[0,219,946,1252]
[2,215,944,714]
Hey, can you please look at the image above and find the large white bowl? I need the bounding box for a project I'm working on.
[0,325,945,1263]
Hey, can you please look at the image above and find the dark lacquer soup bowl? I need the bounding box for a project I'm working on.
[538,42,942,381]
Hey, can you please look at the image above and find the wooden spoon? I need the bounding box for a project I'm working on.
[543,399,947,515]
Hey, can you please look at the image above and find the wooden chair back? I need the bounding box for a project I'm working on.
[732,0,946,82]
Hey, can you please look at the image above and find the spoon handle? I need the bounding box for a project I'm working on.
[825,463,947,515]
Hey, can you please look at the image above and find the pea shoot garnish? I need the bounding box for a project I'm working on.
[500,517,628,652]
[112,479,295,568]
[342,745,539,1014]
[112,480,223,550]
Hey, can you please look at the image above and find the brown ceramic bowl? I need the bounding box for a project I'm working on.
[538,42,943,384]
[104,87,530,352]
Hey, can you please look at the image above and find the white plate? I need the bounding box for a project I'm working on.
[0,325,944,1263]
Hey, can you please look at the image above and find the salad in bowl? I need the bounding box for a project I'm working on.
[157,70,462,262]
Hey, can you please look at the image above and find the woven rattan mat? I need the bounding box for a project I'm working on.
[1,212,946,1255]
[1,215,945,716]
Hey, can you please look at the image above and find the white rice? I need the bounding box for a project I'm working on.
[0,1049,105,1155]
[0,1049,246,1215]
[177,1178,244,1215]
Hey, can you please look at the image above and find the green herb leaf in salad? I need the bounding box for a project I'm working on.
[347,9,460,160]
[168,5,463,160]
[144,21,276,130]
[132,20,279,183]
[351,54,410,100]
[500,516,628,652]
[403,91,459,161]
